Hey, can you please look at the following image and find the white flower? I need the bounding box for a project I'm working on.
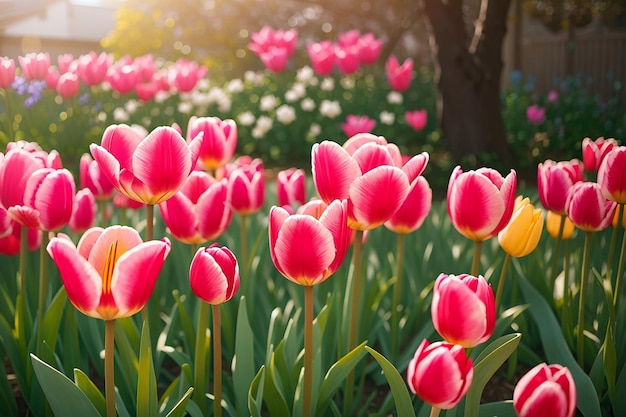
[380,111,396,125]
[387,91,403,104]
[226,78,244,94]
[276,104,296,125]
[178,101,193,114]
[285,82,306,102]
[285,90,299,103]
[260,95,278,112]
[320,77,335,91]
[252,115,273,139]
[244,70,265,86]
[154,91,170,103]
[113,107,129,122]
[237,111,256,126]
[301,98,316,112]
[217,96,232,113]
[340,76,355,90]
[296,66,315,83]
[190,90,211,107]
[124,99,139,114]
[319,99,341,118]
[97,111,107,123]
[309,123,321,136]
[196,78,211,91]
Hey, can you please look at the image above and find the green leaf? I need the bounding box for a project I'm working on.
[477,401,516,417]
[462,333,521,417]
[41,287,67,352]
[516,263,602,417]
[364,345,415,417]
[30,353,100,417]
[263,344,291,417]
[614,361,626,416]
[0,355,18,416]
[137,321,158,417]
[172,290,196,353]
[315,341,368,417]
[248,365,266,417]
[233,296,255,416]
[164,387,194,417]
[74,369,107,417]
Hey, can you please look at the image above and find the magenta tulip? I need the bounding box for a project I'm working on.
[269,199,350,286]
[90,124,202,205]
[526,104,546,125]
[358,32,383,65]
[582,137,618,173]
[190,245,239,305]
[341,115,376,138]
[405,110,428,132]
[307,41,335,76]
[0,57,16,89]
[80,153,115,201]
[447,166,517,241]
[226,157,265,216]
[276,168,306,208]
[47,225,171,320]
[432,273,496,347]
[0,219,41,256]
[407,340,473,409]
[169,58,207,92]
[106,61,139,94]
[537,159,583,215]
[598,146,626,204]
[0,148,45,212]
[77,51,110,87]
[385,55,413,92]
[69,188,97,234]
[334,44,360,75]
[513,363,576,417]
[565,181,616,232]
[187,116,237,171]
[56,72,80,99]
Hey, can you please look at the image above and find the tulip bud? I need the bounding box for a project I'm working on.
[513,363,576,417]
[582,137,617,173]
[565,181,616,232]
[498,197,543,257]
[598,146,626,204]
[190,245,240,305]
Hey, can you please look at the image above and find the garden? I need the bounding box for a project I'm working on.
[0,20,626,417]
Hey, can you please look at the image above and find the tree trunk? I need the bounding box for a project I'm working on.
[424,0,514,168]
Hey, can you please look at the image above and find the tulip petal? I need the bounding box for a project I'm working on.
[0,149,44,208]
[319,199,350,275]
[411,346,465,409]
[402,152,429,181]
[269,206,291,275]
[385,176,432,234]
[101,124,144,169]
[89,144,122,189]
[26,169,75,231]
[190,248,230,304]
[159,193,197,243]
[197,183,231,241]
[351,143,395,174]
[8,206,41,229]
[312,141,360,203]
[87,226,143,278]
[518,381,569,417]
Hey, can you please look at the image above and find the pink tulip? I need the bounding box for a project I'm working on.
[187,116,238,171]
[0,148,46,213]
[134,54,155,83]
[159,171,232,245]
[69,188,96,234]
[5,141,62,168]
[77,51,110,86]
[47,226,171,320]
[582,137,618,173]
[358,32,383,65]
[405,110,428,132]
[565,181,616,232]
[269,199,350,286]
[226,157,265,216]
[106,62,139,94]
[18,52,50,81]
[135,81,159,102]
[190,245,240,304]
[341,115,376,138]
[537,159,583,215]
[276,168,306,208]
[169,58,207,92]
[307,41,335,76]
[513,363,576,417]
[0,219,41,256]
[57,54,75,74]
[432,273,495,347]
[385,153,432,234]
[113,191,145,210]
[90,124,202,205]
[260,47,289,73]
[447,166,517,241]
[337,30,360,47]
[407,340,473,409]
[45,67,60,90]
[0,57,16,89]
[385,56,413,92]
[8,167,75,231]
[249,26,297,57]
[526,104,546,125]
[598,146,626,204]
[80,153,115,200]
[0,197,11,238]
[334,44,360,75]
[56,72,81,99]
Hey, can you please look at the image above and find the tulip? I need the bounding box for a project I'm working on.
[431,273,495,348]
[565,181,616,232]
[106,61,139,94]
[113,191,145,210]
[307,41,335,76]
[613,205,626,229]
[334,44,360,75]
[226,157,265,216]
[276,168,306,208]
[0,148,45,213]
[537,159,583,215]
[187,116,237,171]
[526,104,545,125]
[249,26,297,57]
[0,57,16,89]
[0,204,10,239]
[598,146,626,204]
[582,137,618,173]
[169,58,207,92]
[513,363,576,417]
[56,72,80,99]
[80,153,115,201]
[547,89,559,103]
[337,29,360,47]
[18,52,50,81]
[57,54,75,74]
[0,219,41,256]
[358,32,383,65]
[190,245,239,305]
[405,109,428,132]
[498,197,544,258]
[69,188,97,234]
[407,340,473,410]
[385,55,413,92]
[341,115,376,138]
[77,51,110,86]
[90,124,202,205]
[45,67,60,90]
[546,210,576,239]
[259,47,289,73]
[159,171,231,245]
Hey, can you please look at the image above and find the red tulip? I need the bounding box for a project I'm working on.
[405,110,428,132]
[56,72,80,99]
[431,273,495,347]
[187,116,237,171]
[385,55,413,92]
[565,181,616,232]
[69,188,97,234]
[225,157,265,216]
[598,146,626,204]
[537,159,583,215]
[159,171,232,245]
[18,52,50,81]
[447,166,517,241]
[582,137,617,173]
[276,168,306,208]
[269,199,350,286]
[80,153,115,200]
[0,219,41,256]
[190,245,240,305]
[47,225,171,320]
[513,363,576,417]
[90,124,202,205]
[407,340,473,409]
[307,41,335,76]
[341,115,376,138]
[0,57,16,89]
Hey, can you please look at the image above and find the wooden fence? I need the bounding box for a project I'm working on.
[520,32,626,103]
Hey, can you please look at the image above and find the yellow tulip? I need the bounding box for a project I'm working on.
[613,205,626,229]
[498,197,544,257]
[546,210,576,239]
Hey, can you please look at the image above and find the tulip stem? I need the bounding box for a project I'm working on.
[36,232,50,355]
[105,319,116,417]
[19,225,27,301]
[471,240,482,276]
[98,200,107,227]
[212,304,222,417]
[613,204,626,308]
[303,285,314,417]
[550,214,566,286]
[345,229,364,414]
[429,406,441,417]
[142,204,154,325]
[391,233,405,361]
[577,231,593,367]
[494,254,511,313]
[0,88,14,139]
[193,301,210,411]
[240,214,248,274]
